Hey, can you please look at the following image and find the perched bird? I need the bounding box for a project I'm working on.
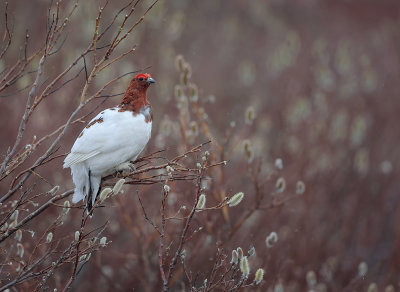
[63,73,155,212]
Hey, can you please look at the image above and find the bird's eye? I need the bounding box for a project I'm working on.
[139,77,144,81]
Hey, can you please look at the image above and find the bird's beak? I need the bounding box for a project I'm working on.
[146,77,156,84]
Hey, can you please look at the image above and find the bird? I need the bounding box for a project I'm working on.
[63,73,155,213]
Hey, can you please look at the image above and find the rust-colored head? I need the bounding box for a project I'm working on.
[131,73,156,90]
[119,73,155,112]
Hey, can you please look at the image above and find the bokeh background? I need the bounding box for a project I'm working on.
[1,0,400,291]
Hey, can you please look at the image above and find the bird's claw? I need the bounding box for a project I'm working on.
[116,162,136,174]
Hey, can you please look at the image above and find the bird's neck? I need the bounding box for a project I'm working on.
[119,88,150,113]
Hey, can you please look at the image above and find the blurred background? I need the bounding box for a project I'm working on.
[1,0,400,291]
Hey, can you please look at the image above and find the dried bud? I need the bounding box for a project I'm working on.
[228,192,244,207]
[245,106,256,125]
[275,177,286,193]
[274,158,283,170]
[296,180,306,194]
[79,255,86,262]
[188,83,198,102]
[46,232,53,243]
[237,247,244,260]
[48,185,60,195]
[17,243,24,258]
[367,283,378,292]
[183,62,192,79]
[243,140,254,163]
[196,194,206,211]
[0,222,7,232]
[181,249,186,260]
[16,262,22,272]
[74,231,80,241]
[266,231,278,248]
[99,188,112,203]
[385,285,395,292]
[380,160,393,174]
[112,179,125,195]
[230,250,239,265]
[15,230,22,242]
[189,121,199,136]
[248,246,256,257]
[175,54,185,71]
[180,73,189,86]
[240,256,250,278]
[306,270,317,287]
[174,85,183,99]
[358,261,368,277]
[9,219,17,229]
[10,210,19,221]
[63,200,71,214]
[254,268,264,284]
[100,237,107,247]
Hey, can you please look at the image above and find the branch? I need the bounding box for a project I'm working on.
[0,55,45,176]
[0,190,73,243]
[0,2,12,59]
[164,174,204,289]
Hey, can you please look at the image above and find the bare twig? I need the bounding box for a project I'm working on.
[0,2,12,59]
[0,55,46,176]
[0,190,73,243]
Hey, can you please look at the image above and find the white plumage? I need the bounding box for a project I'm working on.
[63,73,155,212]
[63,108,152,208]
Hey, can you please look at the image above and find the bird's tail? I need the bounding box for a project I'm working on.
[87,173,101,215]
[70,164,101,215]
[70,164,90,204]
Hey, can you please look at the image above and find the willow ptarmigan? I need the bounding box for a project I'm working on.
[63,73,155,212]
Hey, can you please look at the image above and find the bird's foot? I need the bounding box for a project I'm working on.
[116,162,136,174]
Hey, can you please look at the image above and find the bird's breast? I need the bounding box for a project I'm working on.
[124,112,152,141]
[139,105,153,123]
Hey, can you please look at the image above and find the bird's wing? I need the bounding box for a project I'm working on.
[63,109,126,168]
[63,151,100,168]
